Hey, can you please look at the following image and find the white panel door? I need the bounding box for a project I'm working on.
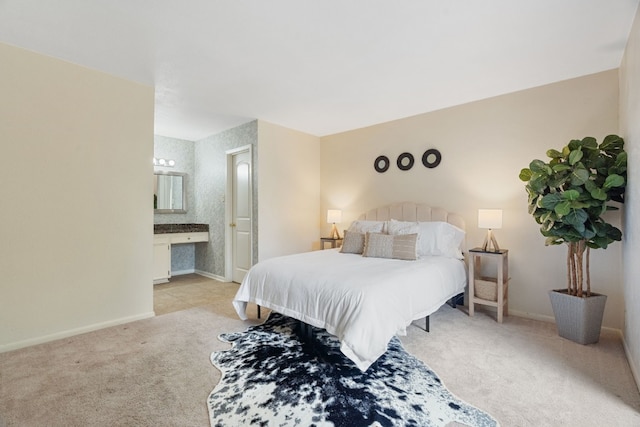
[231,150,252,283]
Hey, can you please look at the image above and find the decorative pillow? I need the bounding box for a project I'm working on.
[417,221,465,259]
[340,230,366,254]
[362,232,418,261]
[387,219,420,236]
[347,220,386,234]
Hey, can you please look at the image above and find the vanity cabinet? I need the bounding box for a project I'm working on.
[153,236,171,283]
[153,232,209,284]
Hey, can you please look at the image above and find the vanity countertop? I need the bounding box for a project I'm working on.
[154,223,209,234]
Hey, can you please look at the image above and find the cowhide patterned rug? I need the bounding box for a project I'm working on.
[208,313,498,427]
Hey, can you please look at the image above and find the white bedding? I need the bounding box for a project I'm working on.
[233,248,466,371]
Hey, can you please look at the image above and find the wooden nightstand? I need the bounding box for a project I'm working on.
[320,237,343,249]
[468,248,509,323]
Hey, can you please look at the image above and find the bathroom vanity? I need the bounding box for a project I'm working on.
[153,223,209,284]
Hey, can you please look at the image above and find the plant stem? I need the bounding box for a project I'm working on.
[576,241,584,298]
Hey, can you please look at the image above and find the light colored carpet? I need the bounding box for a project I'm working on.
[1,276,639,426]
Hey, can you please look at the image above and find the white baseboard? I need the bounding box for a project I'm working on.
[0,311,155,354]
[507,309,556,324]
[171,268,195,276]
[195,269,228,282]
[622,334,640,393]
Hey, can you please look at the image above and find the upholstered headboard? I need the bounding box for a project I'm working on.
[357,202,465,231]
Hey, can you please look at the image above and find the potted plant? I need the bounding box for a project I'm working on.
[519,135,626,344]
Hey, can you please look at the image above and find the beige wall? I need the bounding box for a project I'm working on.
[258,120,321,260]
[620,5,640,385]
[320,70,624,328]
[0,43,155,351]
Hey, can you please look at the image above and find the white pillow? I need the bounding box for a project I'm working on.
[347,220,386,234]
[386,219,419,236]
[417,221,465,259]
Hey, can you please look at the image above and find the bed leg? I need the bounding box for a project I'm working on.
[297,320,314,344]
[302,322,313,341]
[257,304,261,319]
[425,316,430,332]
[447,292,464,309]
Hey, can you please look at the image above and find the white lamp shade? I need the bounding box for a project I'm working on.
[478,209,503,229]
[327,209,342,224]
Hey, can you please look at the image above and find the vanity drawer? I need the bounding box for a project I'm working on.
[169,232,209,244]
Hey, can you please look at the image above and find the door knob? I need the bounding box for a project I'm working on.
[230,223,236,227]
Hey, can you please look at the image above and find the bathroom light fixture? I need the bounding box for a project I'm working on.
[153,157,176,167]
[478,209,502,252]
[327,209,342,240]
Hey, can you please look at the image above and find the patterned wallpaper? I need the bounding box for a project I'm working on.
[170,243,195,273]
[194,121,259,278]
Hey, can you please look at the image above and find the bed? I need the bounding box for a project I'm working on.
[233,202,467,371]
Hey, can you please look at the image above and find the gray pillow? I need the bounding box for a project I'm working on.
[363,232,418,260]
[340,230,365,254]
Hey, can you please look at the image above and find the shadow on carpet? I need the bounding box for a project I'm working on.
[208,313,498,427]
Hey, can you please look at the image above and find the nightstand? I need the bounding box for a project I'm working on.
[320,237,343,249]
[468,248,509,323]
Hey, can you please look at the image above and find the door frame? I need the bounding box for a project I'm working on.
[225,144,253,282]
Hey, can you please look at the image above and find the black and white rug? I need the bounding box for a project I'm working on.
[208,313,498,427]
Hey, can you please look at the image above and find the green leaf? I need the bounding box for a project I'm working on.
[529,159,552,175]
[581,137,598,149]
[570,168,590,186]
[528,175,547,193]
[541,193,563,210]
[600,134,624,153]
[569,149,583,165]
[568,140,581,151]
[545,236,563,246]
[529,159,546,172]
[519,168,533,182]
[604,174,624,189]
[592,236,611,249]
[563,209,588,232]
[590,187,607,201]
[615,152,627,171]
[604,223,622,241]
[552,164,571,172]
[547,149,563,159]
[582,223,596,240]
[540,210,556,223]
[554,201,571,216]
[562,189,580,201]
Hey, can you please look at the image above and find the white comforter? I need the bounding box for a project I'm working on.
[233,249,466,371]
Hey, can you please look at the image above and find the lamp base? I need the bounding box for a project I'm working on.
[481,229,500,252]
[329,223,341,240]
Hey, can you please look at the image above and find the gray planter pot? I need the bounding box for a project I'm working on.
[548,289,607,345]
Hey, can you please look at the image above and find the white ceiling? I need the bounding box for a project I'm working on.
[1,1,638,141]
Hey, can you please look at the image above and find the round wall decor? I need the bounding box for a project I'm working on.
[422,149,442,168]
[397,152,414,171]
[374,155,390,173]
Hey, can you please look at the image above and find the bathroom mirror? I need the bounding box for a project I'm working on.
[154,172,186,213]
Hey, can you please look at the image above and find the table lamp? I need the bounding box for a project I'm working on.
[327,209,342,239]
[478,209,502,252]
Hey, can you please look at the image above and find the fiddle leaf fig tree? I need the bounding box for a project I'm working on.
[519,135,627,298]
